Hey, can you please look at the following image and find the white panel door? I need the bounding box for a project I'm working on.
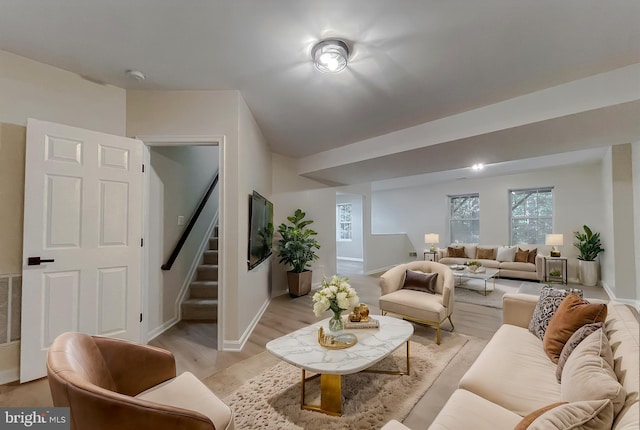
[20,119,143,382]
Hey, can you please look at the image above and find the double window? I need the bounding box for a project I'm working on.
[449,194,479,244]
[510,187,553,244]
[336,203,353,241]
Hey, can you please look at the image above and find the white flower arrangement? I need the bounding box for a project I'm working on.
[312,275,360,317]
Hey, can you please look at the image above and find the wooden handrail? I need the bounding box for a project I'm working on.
[161,173,219,271]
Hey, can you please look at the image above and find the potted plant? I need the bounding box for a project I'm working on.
[277,209,320,296]
[573,225,604,287]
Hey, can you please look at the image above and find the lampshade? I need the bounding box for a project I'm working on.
[312,39,349,73]
[545,234,564,246]
[425,233,439,244]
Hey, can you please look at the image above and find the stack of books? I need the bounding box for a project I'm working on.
[343,317,380,329]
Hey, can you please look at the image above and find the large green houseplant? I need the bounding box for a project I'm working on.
[277,209,320,296]
[573,225,604,286]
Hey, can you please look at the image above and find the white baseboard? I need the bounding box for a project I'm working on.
[365,265,396,276]
[222,297,270,351]
[146,316,180,342]
[337,257,364,262]
[602,282,640,311]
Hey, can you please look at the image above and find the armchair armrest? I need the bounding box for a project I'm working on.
[502,293,538,328]
[380,265,407,295]
[93,336,176,396]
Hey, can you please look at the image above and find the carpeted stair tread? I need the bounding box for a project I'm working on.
[189,281,218,299]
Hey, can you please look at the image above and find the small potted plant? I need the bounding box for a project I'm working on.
[465,260,482,273]
[277,209,320,296]
[574,225,604,287]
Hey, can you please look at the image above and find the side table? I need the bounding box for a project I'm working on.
[543,256,567,284]
[423,251,437,262]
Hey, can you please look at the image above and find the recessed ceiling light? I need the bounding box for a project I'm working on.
[311,39,349,73]
[125,69,146,81]
[471,163,484,171]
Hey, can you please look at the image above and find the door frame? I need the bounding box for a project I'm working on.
[136,135,225,350]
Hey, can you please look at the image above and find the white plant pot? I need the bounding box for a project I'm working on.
[578,260,599,287]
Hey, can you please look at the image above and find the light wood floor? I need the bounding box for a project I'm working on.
[0,272,616,428]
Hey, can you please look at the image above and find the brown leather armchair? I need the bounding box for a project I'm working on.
[46,332,234,430]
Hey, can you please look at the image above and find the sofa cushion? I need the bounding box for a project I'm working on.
[514,402,567,430]
[556,322,603,383]
[476,247,495,260]
[429,389,522,430]
[528,286,584,340]
[527,399,614,430]
[477,259,500,269]
[515,248,530,263]
[561,329,626,416]
[499,261,536,272]
[543,294,607,363]
[459,324,561,416]
[447,246,466,258]
[496,246,516,262]
[379,289,446,323]
[136,371,234,430]
[402,270,437,294]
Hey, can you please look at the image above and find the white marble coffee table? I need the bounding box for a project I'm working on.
[266,315,414,416]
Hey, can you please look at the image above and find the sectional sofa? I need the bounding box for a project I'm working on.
[382,293,639,430]
[437,243,547,282]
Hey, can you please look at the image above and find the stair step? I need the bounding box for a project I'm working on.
[197,265,218,281]
[214,225,219,237]
[209,237,218,250]
[203,250,218,265]
[181,299,218,322]
[189,281,218,299]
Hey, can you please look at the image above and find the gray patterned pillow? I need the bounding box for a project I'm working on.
[556,322,603,383]
[528,286,584,340]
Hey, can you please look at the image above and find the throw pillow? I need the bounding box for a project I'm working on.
[526,399,614,430]
[447,246,466,258]
[496,246,516,262]
[543,294,607,363]
[514,248,530,263]
[528,286,584,340]
[402,270,438,294]
[561,329,626,416]
[527,248,537,264]
[513,402,567,430]
[556,322,603,383]
[476,247,495,260]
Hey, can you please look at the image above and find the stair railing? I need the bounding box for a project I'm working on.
[162,172,219,271]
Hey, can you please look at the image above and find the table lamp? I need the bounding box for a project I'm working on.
[425,233,439,252]
[545,234,563,257]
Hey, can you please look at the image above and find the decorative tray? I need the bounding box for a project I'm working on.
[344,317,380,329]
[317,327,357,349]
[450,264,466,271]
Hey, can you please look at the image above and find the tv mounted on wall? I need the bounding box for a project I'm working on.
[247,191,274,270]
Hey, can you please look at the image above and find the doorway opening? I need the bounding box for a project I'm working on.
[336,193,364,275]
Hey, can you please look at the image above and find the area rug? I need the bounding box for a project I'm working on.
[216,336,467,430]
[454,279,541,309]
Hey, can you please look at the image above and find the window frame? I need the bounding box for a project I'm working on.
[336,203,353,241]
[509,187,554,245]
[448,193,480,244]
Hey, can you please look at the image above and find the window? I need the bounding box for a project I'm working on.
[449,194,479,244]
[510,187,553,245]
[336,203,352,241]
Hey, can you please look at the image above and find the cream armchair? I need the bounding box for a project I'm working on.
[379,261,455,344]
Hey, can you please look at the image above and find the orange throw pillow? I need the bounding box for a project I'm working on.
[447,246,466,258]
[514,248,529,263]
[543,294,607,363]
[513,402,568,430]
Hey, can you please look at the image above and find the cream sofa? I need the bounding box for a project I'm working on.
[382,294,639,430]
[437,244,546,282]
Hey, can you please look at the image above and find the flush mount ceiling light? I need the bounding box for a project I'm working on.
[471,163,484,171]
[125,69,146,81]
[312,39,349,73]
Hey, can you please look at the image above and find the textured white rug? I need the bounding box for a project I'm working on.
[454,279,541,308]
[219,336,467,430]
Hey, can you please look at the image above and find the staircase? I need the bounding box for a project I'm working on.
[181,227,219,322]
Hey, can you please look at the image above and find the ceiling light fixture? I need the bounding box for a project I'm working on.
[312,39,349,73]
[471,163,484,171]
[125,69,146,81]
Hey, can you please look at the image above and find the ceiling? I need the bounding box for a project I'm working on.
[1,1,639,186]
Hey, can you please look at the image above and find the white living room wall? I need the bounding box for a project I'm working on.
[372,162,605,283]
[0,49,127,382]
[271,154,337,297]
[633,142,640,306]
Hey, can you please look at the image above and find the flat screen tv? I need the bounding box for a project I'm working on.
[247,191,274,270]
